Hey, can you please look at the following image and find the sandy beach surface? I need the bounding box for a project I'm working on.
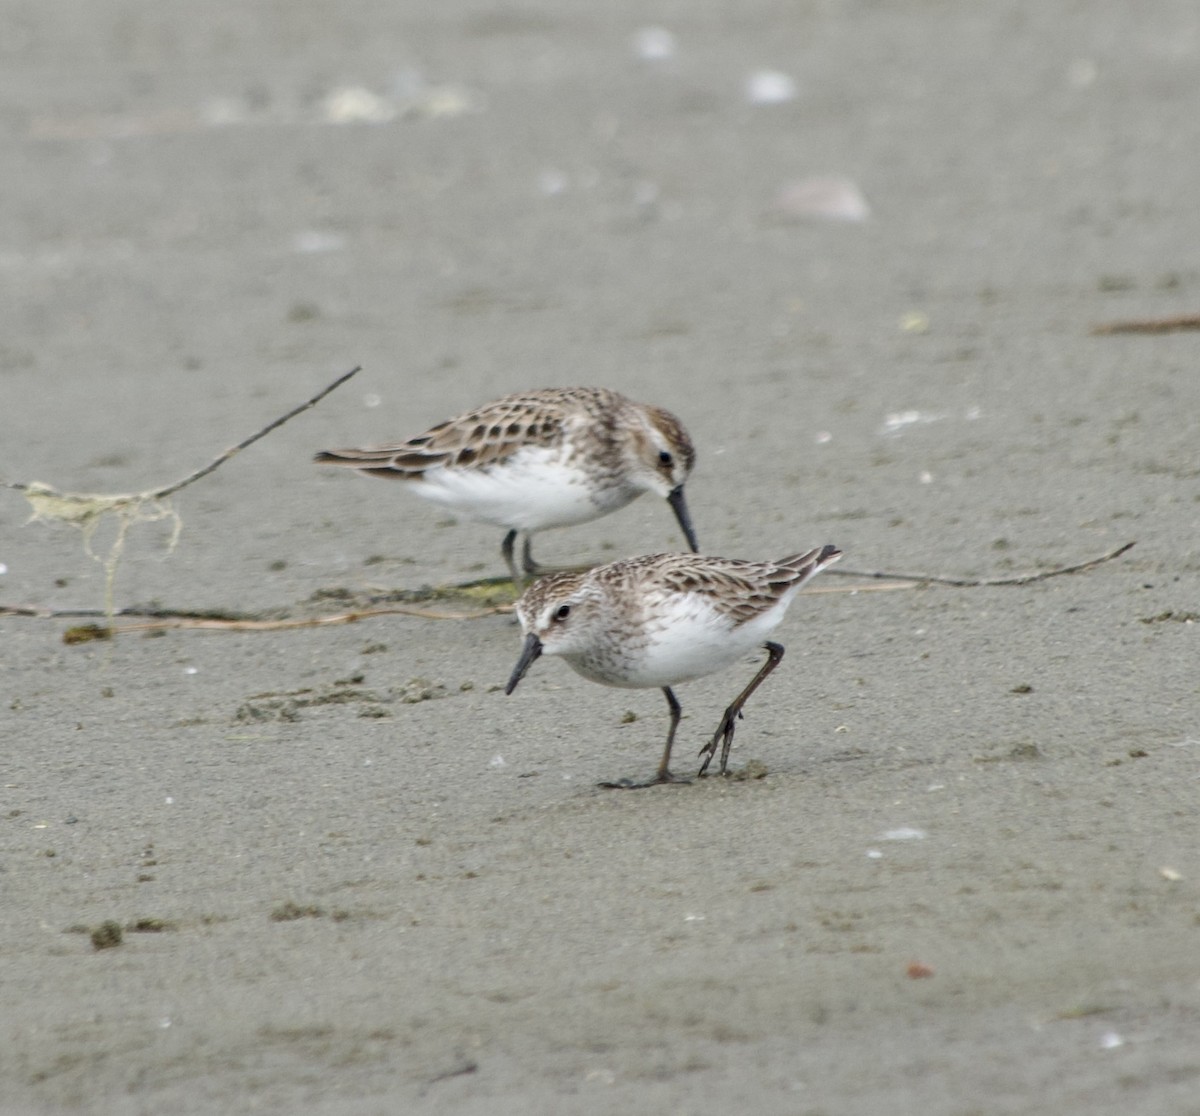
[2,2,1198,1112]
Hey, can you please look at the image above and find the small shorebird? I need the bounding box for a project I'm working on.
[505,545,841,786]
[315,387,698,583]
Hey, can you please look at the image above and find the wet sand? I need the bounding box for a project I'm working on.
[2,2,1199,1112]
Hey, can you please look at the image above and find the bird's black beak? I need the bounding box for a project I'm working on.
[667,486,699,553]
[505,633,543,695]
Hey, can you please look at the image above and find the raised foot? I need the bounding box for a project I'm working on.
[697,708,745,777]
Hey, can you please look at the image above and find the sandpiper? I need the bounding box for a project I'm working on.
[505,545,842,786]
[316,387,698,582]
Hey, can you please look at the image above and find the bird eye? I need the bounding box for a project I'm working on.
[554,604,571,622]
[658,450,673,466]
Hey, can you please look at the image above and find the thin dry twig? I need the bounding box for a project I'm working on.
[111,604,511,633]
[0,582,902,624]
[0,542,1138,631]
[1,366,361,618]
[827,540,1136,587]
[152,366,362,500]
[2,365,362,502]
[1091,314,1200,335]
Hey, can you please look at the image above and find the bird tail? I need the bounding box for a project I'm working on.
[313,446,434,478]
[778,544,842,586]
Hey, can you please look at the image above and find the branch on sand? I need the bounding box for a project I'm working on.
[1,367,361,617]
[827,540,1136,588]
[1091,313,1200,335]
[0,542,1137,639]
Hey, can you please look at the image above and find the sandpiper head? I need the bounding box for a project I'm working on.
[505,571,600,693]
[627,405,699,552]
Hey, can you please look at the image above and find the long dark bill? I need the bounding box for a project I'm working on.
[667,486,699,553]
[504,633,544,695]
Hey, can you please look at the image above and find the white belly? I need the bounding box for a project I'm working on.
[567,589,795,690]
[408,448,637,533]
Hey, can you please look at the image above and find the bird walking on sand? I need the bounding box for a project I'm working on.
[315,387,698,584]
[505,545,842,787]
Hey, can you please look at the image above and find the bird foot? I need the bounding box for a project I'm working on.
[598,771,691,790]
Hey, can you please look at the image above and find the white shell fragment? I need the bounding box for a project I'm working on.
[633,27,677,62]
[321,81,483,125]
[322,86,396,124]
[880,827,927,841]
[745,70,798,105]
[537,169,570,197]
[292,230,346,254]
[775,177,870,223]
[881,410,943,436]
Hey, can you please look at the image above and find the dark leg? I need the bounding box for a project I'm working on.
[521,533,545,578]
[697,642,785,777]
[655,686,684,781]
[600,687,691,789]
[501,529,522,585]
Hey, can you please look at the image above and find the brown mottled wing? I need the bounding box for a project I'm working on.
[314,393,569,478]
[651,547,840,625]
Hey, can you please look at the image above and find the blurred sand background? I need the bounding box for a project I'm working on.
[2,2,1199,1112]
